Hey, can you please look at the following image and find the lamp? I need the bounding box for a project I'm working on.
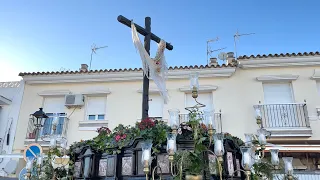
[26,157,33,179]
[189,72,199,98]
[257,129,268,150]
[282,157,294,180]
[31,108,48,143]
[240,146,253,180]
[36,154,43,174]
[168,109,180,134]
[166,133,176,163]
[203,110,216,143]
[213,133,225,162]
[270,149,279,169]
[141,140,153,176]
[254,105,262,125]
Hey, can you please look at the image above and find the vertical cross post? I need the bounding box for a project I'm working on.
[142,17,151,120]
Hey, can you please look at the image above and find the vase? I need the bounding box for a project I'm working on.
[185,175,203,180]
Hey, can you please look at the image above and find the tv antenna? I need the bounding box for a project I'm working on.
[207,37,226,65]
[90,44,108,70]
[233,30,255,60]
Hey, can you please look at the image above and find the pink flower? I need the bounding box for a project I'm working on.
[115,135,121,142]
[122,134,127,139]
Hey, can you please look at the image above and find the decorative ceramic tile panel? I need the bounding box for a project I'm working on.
[99,159,108,176]
[236,159,241,177]
[227,152,235,176]
[74,161,81,177]
[122,157,133,175]
[157,154,170,174]
[106,157,116,176]
[208,154,217,174]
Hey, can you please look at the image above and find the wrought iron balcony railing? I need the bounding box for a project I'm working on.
[26,114,69,142]
[254,103,310,129]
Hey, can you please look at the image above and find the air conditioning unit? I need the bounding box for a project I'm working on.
[65,94,84,108]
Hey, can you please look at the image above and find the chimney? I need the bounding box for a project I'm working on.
[226,52,235,64]
[209,57,218,66]
[80,64,88,72]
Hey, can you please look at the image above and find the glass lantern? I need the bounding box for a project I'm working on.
[60,138,68,150]
[213,133,225,161]
[189,72,199,90]
[26,157,34,171]
[240,146,253,171]
[50,135,57,148]
[257,129,269,147]
[203,110,215,130]
[37,154,43,166]
[282,157,294,176]
[270,149,280,168]
[166,133,177,155]
[254,106,262,120]
[141,140,153,168]
[244,134,253,146]
[168,109,180,132]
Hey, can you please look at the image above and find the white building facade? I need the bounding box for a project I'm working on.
[9,52,320,178]
[0,81,24,177]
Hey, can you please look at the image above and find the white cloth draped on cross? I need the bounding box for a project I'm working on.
[131,22,169,104]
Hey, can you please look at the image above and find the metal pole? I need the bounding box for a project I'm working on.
[142,17,151,120]
[234,36,237,60]
[35,127,39,143]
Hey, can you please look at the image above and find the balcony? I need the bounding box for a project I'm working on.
[254,103,312,137]
[25,114,69,146]
[179,112,222,131]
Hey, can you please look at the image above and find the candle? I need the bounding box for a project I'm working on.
[243,153,250,168]
[258,133,266,145]
[214,140,223,156]
[50,137,57,148]
[255,108,261,119]
[26,158,33,170]
[168,139,175,151]
[143,150,150,161]
[37,156,43,166]
[271,155,279,165]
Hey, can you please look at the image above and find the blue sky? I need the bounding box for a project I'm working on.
[1,0,320,81]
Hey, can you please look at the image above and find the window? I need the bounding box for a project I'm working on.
[86,96,107,121]
[186,92,213,111]
[42,97,65,136]
[148,94,164,118]
[263,83,294,104]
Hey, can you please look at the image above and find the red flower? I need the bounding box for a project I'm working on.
[138,118,155,130]
[122,134,127,139]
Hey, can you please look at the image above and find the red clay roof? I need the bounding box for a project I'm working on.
[238,51,320,59]
[19,64,236,76]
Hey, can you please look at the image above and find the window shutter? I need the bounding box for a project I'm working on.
[148,94,163,118]
[263,83,294,104]
[185,93,213,112]
[43,97,65,113]
[86,97,107,115]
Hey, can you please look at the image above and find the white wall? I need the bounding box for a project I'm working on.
[0,81,24,176]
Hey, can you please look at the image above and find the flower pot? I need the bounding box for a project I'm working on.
[185,175,203,180]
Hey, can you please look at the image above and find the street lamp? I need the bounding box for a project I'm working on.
[31,108,48,143]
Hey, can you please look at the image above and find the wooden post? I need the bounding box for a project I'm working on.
[142,17,151,120]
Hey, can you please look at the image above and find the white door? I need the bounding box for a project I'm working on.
[148,94,163,119]
[263,83,298,127]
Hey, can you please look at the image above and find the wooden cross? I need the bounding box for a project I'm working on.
[117,15,173,120]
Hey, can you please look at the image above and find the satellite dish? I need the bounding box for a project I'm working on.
[3,160,17,174]
[218,52,228,60]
